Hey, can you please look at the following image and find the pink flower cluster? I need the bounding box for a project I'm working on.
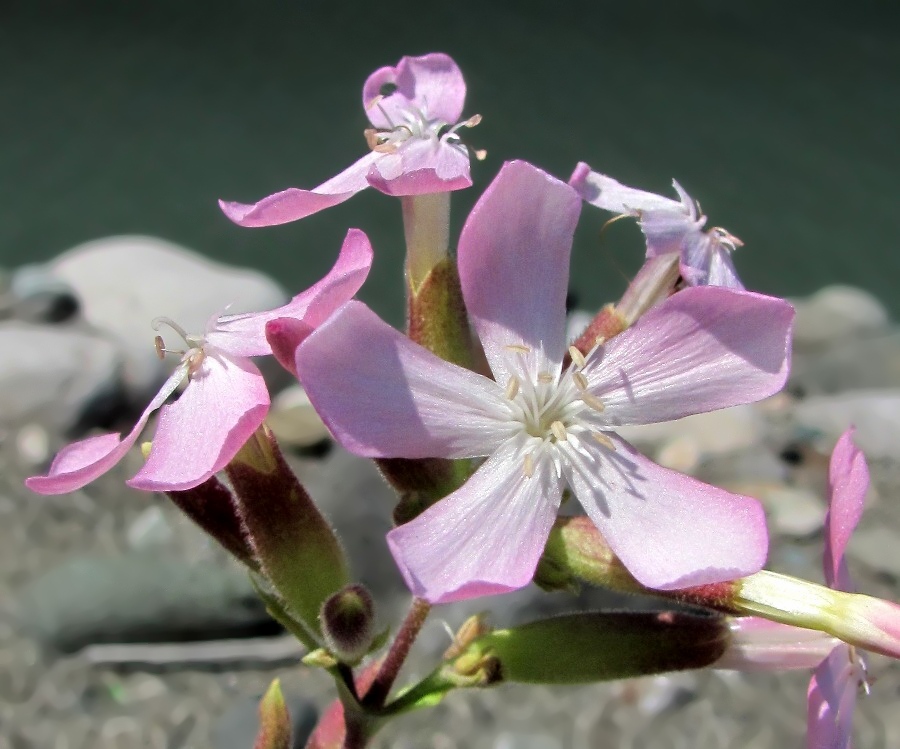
[26,52,899,748]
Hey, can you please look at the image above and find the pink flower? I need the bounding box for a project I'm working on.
[570,163,744,289]
[219,53,478,228]
[807,428,871,749]
[26,230,373,494]
[296,160,794,604]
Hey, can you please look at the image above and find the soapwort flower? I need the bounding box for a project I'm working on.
[570,163,744,289]
[26,230,372,494]
[219,53,480,228]
[297,160,794,604]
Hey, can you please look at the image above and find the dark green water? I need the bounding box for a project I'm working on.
[1,1,898,325]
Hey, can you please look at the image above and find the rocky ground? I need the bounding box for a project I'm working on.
[2,249,900,748]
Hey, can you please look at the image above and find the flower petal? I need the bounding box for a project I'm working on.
[705,247,744,290]
[362,53,466,129]
[569,163,684,214]
[716,618,839,672]
[365,138,471,196]
[26,366,188,495]
[638,207,700,259]
[569,436,768,589]
[296,301,512,459]
[387,439,563,603]
[583,286,793,426]
[458,160,581,383]
[128,355,269,491]
[807,644,858,749]
[824,428,869,591]
[265,318,315,378]
[207,229,374,357]
[218,152,381,227]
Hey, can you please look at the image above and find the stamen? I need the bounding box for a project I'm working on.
[537,372,554,384]
[152,316,191,341]
[505,343,531,354]
[154,335,166,360]
[473,148,488,161]
[568,345,586,369]
[550,421,568,442]
[592,432,616,451]
[505,376,520,400]
[573,372,588,391]
[523,453,535,478]
[581,392,606,412]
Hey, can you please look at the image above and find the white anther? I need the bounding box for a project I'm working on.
[581,392,606,412]
[568,346,586,369]
[523,453,535,478]
[573,372,588,391]
[550,421,568,442]
[592,432,616,451]
[505,344,531,355]
[538,372,554,384]
[505,376,520,400]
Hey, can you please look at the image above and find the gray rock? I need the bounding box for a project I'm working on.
[792,389,900,460]
[789,331,900,395]
[16,553,279,652]
[7,263,80,322]
[762,486,824,538]
[213,691,318,749]
[46,235,288,401]
[0,321,123,433]
[849,526,900,578]
[791,285,890,349]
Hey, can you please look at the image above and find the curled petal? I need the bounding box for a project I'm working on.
[296,301,512,459]
[583,286,793,426]
[703,245,745,290]
[128,355,269,492]
[825,428,869,591]
[362,53,466,129]
[208,229,374,358]
[26,366,188,495]
[218,152,381,227]
[807,644,859,749]
[569,436,768,589]
[266,318,315,378]
[569,163,684,215]
[458,160,581,383]
[365,138,471,196]
[387,440,563,603]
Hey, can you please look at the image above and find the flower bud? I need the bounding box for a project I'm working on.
[252,679,291,749]
[320,584,377,664]
[226,425,349,639]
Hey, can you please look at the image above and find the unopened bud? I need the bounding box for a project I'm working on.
[443,613,491,660]
[320,584,376,664]
[252,679,291,749]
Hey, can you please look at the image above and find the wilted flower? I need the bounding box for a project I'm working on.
[26,230,372,494]
[570,163,744,289]
[220,53,479,228]
[297,160,793,604]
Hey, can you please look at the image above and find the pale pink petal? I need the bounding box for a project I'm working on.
[704,246,745,290]
[458,160,581,383]
[569,163,683,215]
[207,229,374,357]
[568,436,768,589]
[362,53,466,129]
[128,355,269,491]
[716,618,839,672]
[296,301,513,459]
[807,644,858,749]
[824,428,869,591]
[639,207,699,259]
[387,439,563,603]
[365,138,471,196]
[582,286,793,426]
[26,366,188,495]
[218,152,381,227]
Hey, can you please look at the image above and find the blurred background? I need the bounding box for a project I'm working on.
[1,0,898,323]
[3,2,900,748]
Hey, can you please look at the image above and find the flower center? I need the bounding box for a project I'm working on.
[364,98,484,158]
[151,316,207,377]
[502,344,614,477]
